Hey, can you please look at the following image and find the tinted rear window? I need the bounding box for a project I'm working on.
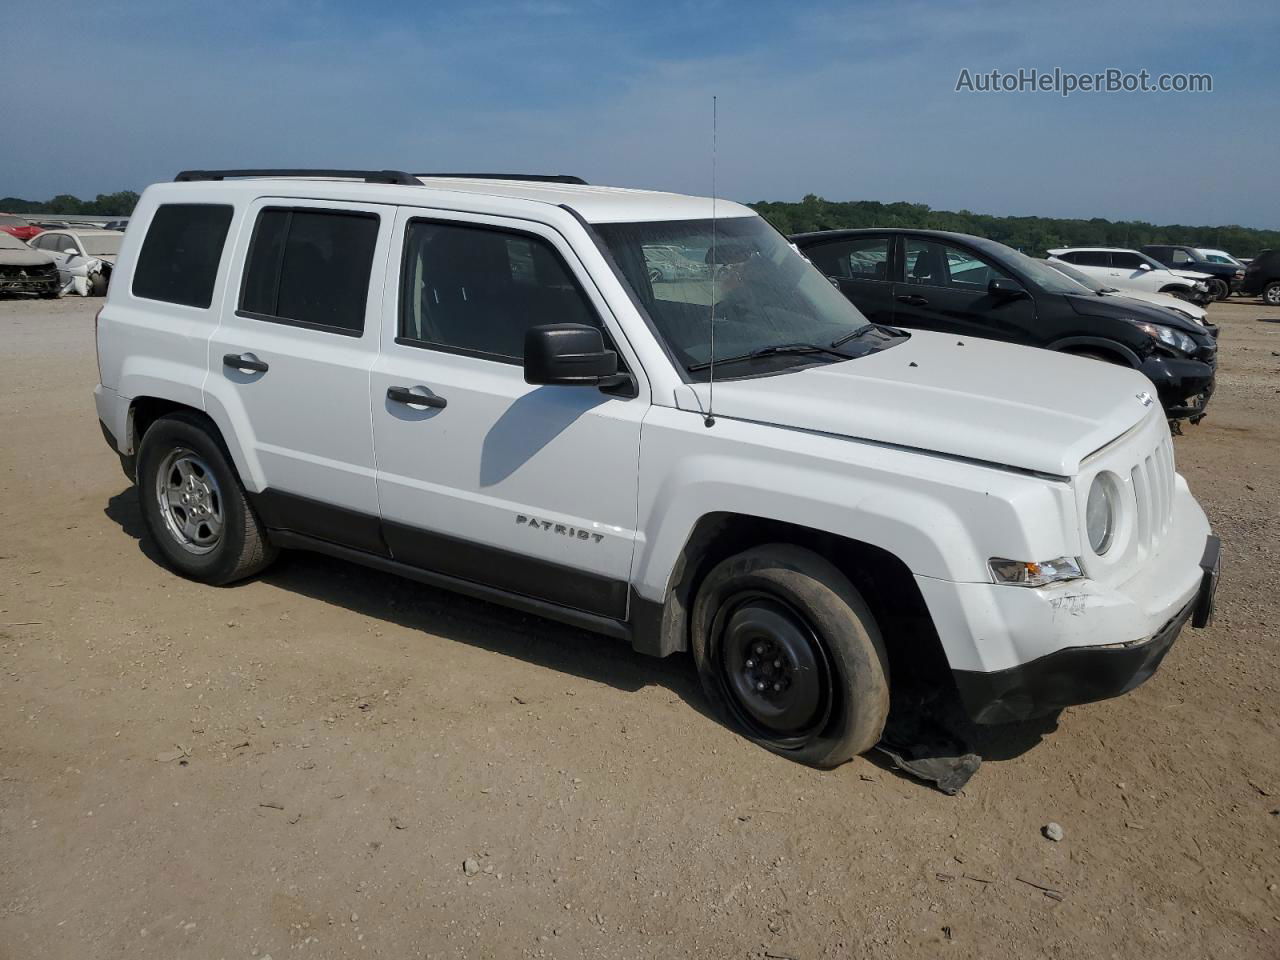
[240,208,379,335]
[132,204,233,308]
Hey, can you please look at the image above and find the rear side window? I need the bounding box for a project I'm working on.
[239,208,379,335]
[399,220,599,362]
[806,237,892,280]
[132,204,233,308]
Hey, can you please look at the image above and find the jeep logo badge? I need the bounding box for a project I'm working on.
[1136,392,1154,407]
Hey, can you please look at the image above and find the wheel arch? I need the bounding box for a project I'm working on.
[1050,336,1141,367]
[634,512,951,688]
[126,396,257,491]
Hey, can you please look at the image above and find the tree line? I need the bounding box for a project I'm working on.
[0,192,141,217]
[4,189,1276,257]
[751,195,1279,259]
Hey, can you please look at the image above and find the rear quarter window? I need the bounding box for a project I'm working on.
[131,204,234,308]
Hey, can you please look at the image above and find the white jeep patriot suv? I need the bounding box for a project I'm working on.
[94,169,1220,767]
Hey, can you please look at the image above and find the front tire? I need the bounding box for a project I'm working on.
[136,412,276,585]
[90,271,109,297]
[1264,281,1280,307]
[691,544,890,768]
[1206,278,1229,301]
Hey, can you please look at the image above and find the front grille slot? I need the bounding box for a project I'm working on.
[1132,434,1176,559]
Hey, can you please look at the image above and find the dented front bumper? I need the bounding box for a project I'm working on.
[916,477,1218,723]
[951,536,1219,723]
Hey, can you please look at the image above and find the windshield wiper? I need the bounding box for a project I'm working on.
[687,342,847,372]
[830,324,883,348]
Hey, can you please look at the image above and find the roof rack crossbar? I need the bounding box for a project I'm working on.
[414,173,588,185]
[174,169,420,185]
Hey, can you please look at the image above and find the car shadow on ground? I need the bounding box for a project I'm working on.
[104,488,1058,785]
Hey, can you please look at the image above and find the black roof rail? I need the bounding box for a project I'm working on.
[414,173,588,185]
[174,169,419,185]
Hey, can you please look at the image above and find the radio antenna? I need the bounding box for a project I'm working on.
[704,94,718,429]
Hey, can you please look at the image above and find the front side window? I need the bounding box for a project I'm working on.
[399,220,600,361]
[1170,249,1194,264]
[1071,250,1111,267]
[596,216,877,378]
[904,238,1009,289]
[81,234,122,257]
[132,204,233,308]
[1111,251,1145,270]
[806,237,891,281]
[240,208,379,334]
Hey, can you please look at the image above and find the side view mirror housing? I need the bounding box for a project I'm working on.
[988,276,1027,299]
[524,323,629,389]
[63,248,78,256]
[1137,262,1152,271]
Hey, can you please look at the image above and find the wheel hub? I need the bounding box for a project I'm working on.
[155,449,224,555]
[717,596,830,739]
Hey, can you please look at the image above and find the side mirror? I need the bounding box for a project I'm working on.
[63,248,78,256]
[524,323,627,388]
[988,276,1027,299]
[1137,262,1151,271]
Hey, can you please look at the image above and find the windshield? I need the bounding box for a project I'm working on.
[1040,258,1108,293]
[595,216,872,378]
[81,234,122,256]
[1196,248,1240,265]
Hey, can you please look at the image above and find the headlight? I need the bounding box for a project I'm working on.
[1086,474,1118,555]
[989,556,1082,587]
[1127,320,1197,355]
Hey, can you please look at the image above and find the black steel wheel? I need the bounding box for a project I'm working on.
[692,544,889,768]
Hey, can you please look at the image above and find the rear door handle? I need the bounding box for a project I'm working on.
[896,294,929,306]
[223,353,269,373]
[387,385,447,409]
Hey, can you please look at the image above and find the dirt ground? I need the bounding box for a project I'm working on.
[2,294,1278,960]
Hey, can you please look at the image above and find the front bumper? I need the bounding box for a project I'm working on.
[0,269,59,294]
[952,536,1220,723]
[1140,354,1215,421]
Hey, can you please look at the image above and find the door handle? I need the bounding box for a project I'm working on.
[387,385,447,409]
[223,353,269,373]
[896,294,929,306]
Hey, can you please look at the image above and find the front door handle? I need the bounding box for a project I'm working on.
[896,294,929,306]
[223,353,269,373]
[387,385,447,409]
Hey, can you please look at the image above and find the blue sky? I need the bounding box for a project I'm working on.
[5,0,1278,228]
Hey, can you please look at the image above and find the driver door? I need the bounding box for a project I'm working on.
[369,209,647,620]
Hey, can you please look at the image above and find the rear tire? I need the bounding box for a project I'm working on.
[1264,281,1280,307]
[691,544,890,768]
[136,412,276,585]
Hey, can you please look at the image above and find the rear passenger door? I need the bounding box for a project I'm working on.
[800,235,897,324]
[368,209,646,620]
[205,199,395,554]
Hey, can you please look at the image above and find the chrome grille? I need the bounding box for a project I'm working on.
[1131,432,1176,559]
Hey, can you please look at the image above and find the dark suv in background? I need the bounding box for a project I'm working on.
[1240,249,1280,306]
[791,228,1218,423]
[1141,245,1244,301]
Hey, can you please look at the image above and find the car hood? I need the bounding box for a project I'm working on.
[1170,269,1212,281]
[676,330,1153,477]
[1099,288,1206,322]
[1064,291,1205,334]
[0,249,56,267]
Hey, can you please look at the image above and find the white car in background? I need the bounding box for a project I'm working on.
[1047,247,1212,304]
[28,228,123,296]
[1042,258,1210,327]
